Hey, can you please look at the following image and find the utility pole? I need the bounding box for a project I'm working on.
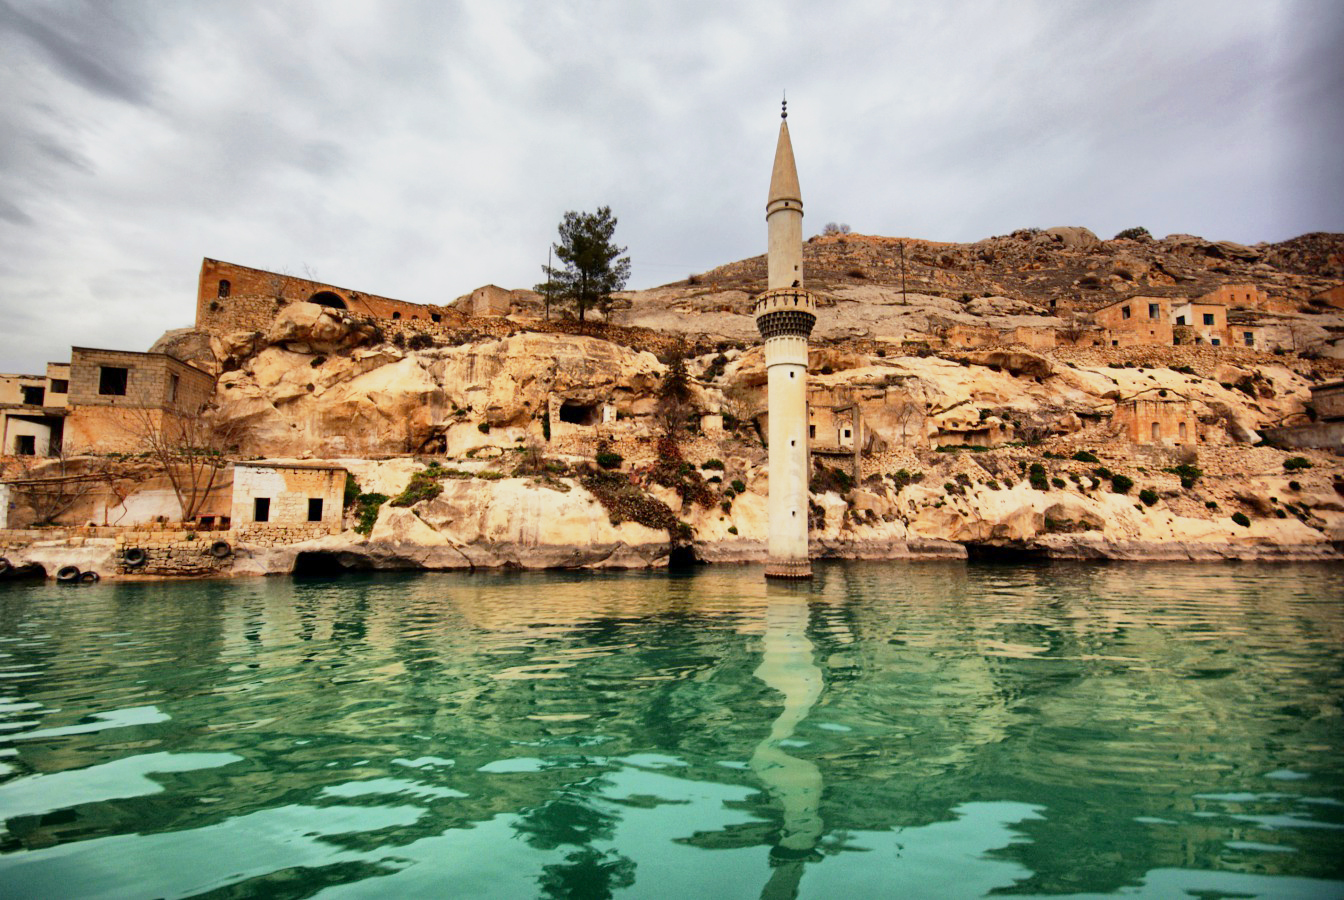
[899,241,907,305]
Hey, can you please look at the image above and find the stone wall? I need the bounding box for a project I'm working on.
[196,259,456,337]
[114,531,234,576]
[235,522,334,545]
[68,348,215,411]
[1114,397,1199,445]
[230,463,345,532]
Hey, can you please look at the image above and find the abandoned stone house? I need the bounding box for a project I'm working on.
[196,258,458,337]
[1113,393,1199,445]
[230,461,346,538]
[63,348,217,454]
[0,362,70,456]
[1094,297,1175,347]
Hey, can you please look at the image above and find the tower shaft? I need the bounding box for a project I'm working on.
[755,115,815,580]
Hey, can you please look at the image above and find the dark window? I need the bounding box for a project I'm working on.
[218,279,231,298]
[254,497,270,523]
[1148,303,1160,320]
[99,366,128,396]
[307,498,323,522]
[431,314,441,323]
[558,401,598,425]
[1243,332,1254,347]
[1211,338,1220,346]
[20,386,44,406]
[809,425,816,439]
[15,435,35,455]
[843,428,852,439]
[1203,313,1215,326]
[392,312,401,320]
[49,379,68,394]
[168,373,179,404]
[1175,315,1186,325]
[1121,306,1131,320]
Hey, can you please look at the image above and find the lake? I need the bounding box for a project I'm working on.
[1,561,1342,899]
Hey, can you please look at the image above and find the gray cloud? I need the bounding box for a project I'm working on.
[0,0,1338,374]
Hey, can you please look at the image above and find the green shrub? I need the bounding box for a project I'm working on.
[1110,474,1134,494]
[1231,512,1251,527]
[1051,477,1066,489]
[1284,457,1313,471]
[727,526,738,535]
[1071,450,1100,463]
[1139,489,1158,506]
[731,479,747,494]
[391,470,444,507]
[354,492,389,535]
[721,500,732,513]
[701,458,725,470]
[595,450,623,470]
[1093,466,1113,480]
[1288,480,1301,492]
[1114,226,1151,241]
[1165,463,1202,489]
[477,422,491,433]
[343,472,361,507]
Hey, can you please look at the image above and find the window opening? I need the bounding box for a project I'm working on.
[20,386,44,406]
[218,279,231,298]
[15,435,35,455]
[49,379,68,394]
[254,497,271,523]
[168,373,179,404]
[1151,422,1160,441]
[98,366,128,396]
[307,498,323,522]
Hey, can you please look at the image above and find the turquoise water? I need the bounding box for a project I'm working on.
[1,562,1341,899]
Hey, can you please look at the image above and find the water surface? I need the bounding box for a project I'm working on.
[1,562,1341,898]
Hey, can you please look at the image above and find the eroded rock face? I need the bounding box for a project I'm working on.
[264,302,381,354]
[215,333,664,457]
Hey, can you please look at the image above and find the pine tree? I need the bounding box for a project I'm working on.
[536,207,631,323]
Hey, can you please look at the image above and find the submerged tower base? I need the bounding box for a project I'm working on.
[765,558,813,580]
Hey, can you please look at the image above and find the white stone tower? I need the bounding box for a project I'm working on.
[754,101,816,579]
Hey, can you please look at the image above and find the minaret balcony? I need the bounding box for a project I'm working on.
[754,288,816,340]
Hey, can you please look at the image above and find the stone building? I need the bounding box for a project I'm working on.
[1094,297,1174,347]
[0,362,70,456]
[195,259,455,337]
[63,348,216,453]
[1312,380,1344,421]
[230,461,347,538]
[1113,393,1198,445]
[1171,301,1228,345]
[452,285,514,318]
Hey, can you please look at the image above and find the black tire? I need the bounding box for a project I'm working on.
[79,571,100,584]
[123,547,148,567]
[56,565,81,582]
[210,540,232,559]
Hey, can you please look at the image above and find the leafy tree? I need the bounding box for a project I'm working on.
[1114,226,1151,241]
[537,206,631,323]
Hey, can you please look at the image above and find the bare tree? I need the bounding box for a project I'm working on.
[123,405,241,523]
[7,448,109,526]
[1057,313,1093,344]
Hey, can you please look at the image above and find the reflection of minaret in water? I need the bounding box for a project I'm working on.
[750,593,823,896]
[755,98,816,580]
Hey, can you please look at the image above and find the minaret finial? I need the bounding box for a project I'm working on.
[781,91,787,120]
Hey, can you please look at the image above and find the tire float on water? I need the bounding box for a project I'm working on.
[56,565,81,583]
[79,571,100,583]
[123,547,148,567]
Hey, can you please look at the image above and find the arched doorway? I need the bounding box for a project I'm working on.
[307,291,348,310]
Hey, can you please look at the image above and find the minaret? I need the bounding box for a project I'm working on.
[754,100,816,579]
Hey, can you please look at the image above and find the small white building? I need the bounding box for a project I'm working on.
[230,461,346,535]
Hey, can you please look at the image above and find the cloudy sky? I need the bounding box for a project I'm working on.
[1,0,1340,374]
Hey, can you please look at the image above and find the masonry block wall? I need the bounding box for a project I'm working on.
[1095,297,1174,347]
[197,259,456,337]
[1114,398,1199,444]
[230,463,346,534]
[1311,381,1344,421]
[63,348,216,453]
